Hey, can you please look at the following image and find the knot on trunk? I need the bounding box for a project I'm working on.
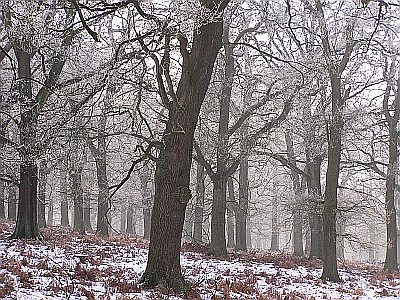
[175,186,192,204]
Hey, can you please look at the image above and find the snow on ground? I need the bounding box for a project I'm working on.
[0,221,399,299]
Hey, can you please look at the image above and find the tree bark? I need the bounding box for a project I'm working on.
[140,3,226,291]
[140,167,152,239]
[120,203,126,233]
[11,46,41,240]
[271,196,279,251]
[285,130,304,256]
[321,75,343,282]
[236,157,249,251]
[38,159,47,228]
[83,192,92,231]
[210,177,227,255]
[227,177,235,248]
[60,163,70,227]
[193,164,205,243]
[0,180,5,219]
[383,68,400,272]
[126,200,135,234]
[71,161,84,235]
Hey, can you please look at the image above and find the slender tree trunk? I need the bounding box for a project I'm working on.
[140,168,152,239]
[7,185,17,220]
[47,198,53,226]
[227,177,235,248]
[383,70,399,272]
[271,196,279,251]
[140,7,225,290]
[368,222,376,262]
[60,163,70,227]
[71,163,84,235]
[126,200,134,234]
[285,130,303,256]
[83,193,92,231]
[193,164,205,243]
[38,159,47,228]
[120,203,126,233]
[236,157,249,251]
[321,76,343,282]
[0,180,5,219]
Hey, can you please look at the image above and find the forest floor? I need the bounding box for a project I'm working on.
[0,220,399,300]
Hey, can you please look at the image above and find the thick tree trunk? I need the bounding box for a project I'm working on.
[11,47,41,240]
[140,168,152,239]
[193,164,205,243]
[210,177,227,255]
[236,157,249,251]
[7,185,17,220]
[227,177,235,248]
[38,159,47,228]
[60,163,70,227]
[306,160,323,260]
[321,76,343,282]
[140,8,225,291]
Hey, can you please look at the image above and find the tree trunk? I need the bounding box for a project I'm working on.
[227,177,235,248]
[83,193,92,231]
[193,164,205,243]
[0,180,4,219]
[38,159,47,228]
[285,130,303,256]
[321,76,343,282]
[126,200,134,234]
[140,7,225,291]
[120,203,126,233]
[368,222,376,262]
[71,163,84,235]
[210,177,228,255]
[271,196,279,251]
[11,47,41,240]
[60,163,70,227]
[383,70,399,272]
[236,157,249,251]
[140,167,152,239]
[47,198,53,226]
[306,160,323,260]
[7,185,17,220]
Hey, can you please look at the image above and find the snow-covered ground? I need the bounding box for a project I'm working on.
[0,221,399,299]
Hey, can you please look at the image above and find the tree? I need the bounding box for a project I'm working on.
[139,0,231,292]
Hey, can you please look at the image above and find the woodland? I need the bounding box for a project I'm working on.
[0,0,400,299]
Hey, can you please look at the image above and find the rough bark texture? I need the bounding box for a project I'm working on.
[193,164,205,243]
[140,4,225,291]
[236,157,248,251]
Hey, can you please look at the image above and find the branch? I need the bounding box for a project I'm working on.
[193,139,215,178]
